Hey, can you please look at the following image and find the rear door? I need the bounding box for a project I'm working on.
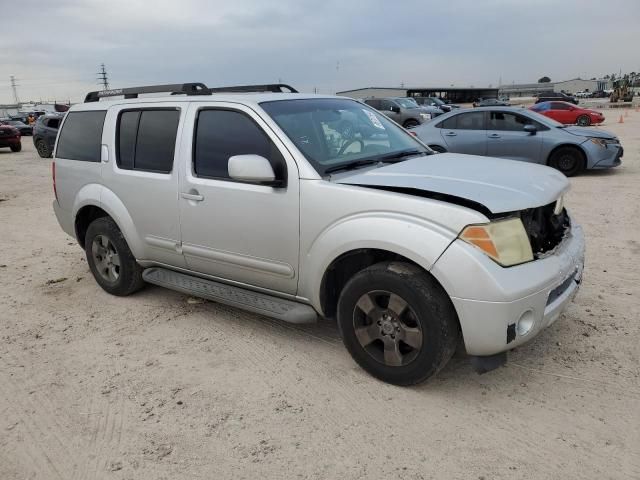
[438,111,487,155]
[485,111,543,163]
[101,104,185,267]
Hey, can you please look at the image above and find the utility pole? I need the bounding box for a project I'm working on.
[10,75,20,104]
[97,64,109,90]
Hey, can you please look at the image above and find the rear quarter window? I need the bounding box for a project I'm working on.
[56,111,106,161]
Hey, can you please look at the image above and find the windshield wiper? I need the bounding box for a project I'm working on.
[373,149,430,162]
[324,159,382,174]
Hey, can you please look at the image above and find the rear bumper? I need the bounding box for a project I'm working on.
[53,200,75,239]
[0,136,20,146]
[431,223,585,356]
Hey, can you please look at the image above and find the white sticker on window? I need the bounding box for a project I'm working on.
[362,109,385,130]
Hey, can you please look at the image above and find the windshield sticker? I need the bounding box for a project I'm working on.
[362,109,385,130]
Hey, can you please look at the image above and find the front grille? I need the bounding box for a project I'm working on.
[520,201,570,257]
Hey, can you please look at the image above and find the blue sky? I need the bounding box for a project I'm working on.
[1,0,638,103]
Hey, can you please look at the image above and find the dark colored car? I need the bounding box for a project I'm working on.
[0,124,21,152]
[33,113,64,158]
[473,98,510,107]
[535,91,578,105]
[413,96,460,112]
[0,119,32,135]
[530,101,605,126]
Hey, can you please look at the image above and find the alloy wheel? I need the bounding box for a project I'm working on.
[91,235,121,282]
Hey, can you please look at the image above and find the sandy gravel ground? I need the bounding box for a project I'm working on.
[1,114,639,480]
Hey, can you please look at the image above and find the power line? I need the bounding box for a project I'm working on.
[97,63,109,90]
[10,75,19,104]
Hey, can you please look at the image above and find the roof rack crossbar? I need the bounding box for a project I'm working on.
[208,83,299,94]
[84,82,210,103]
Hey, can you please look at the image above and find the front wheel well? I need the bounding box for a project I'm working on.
[547,144,586,167]
[320,249,422,319]
[75,205,110,249]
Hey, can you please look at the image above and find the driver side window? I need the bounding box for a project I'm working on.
[193,109,286,182]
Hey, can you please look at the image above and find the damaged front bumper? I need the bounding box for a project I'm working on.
[431,223,585,357]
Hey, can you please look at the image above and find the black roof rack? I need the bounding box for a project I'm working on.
[208,84,298,93]
[84,83,210,102]
[84,82,298,103]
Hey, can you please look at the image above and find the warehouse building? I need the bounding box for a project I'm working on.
[499,78,610,98]
[336,86,499,103]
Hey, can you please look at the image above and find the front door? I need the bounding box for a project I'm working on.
[178,102,300,295]
[439,111,487,155]
[485,111,543,163]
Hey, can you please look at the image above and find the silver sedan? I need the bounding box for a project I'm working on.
[413,107,623,176]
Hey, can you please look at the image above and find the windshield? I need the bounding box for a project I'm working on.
[260,98,429,175]
[394,98,419,109]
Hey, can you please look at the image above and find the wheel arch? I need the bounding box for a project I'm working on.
[547,143,587,168]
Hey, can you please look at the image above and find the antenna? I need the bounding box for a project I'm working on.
[97,64,110,91]
[10,75,20,104]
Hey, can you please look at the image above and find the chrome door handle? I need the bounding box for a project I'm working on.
[181,192,204,202]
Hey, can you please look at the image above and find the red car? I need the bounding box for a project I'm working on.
[529,101,605,126]
[0,124,22,152]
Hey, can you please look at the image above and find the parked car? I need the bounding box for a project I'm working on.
[413,106,622,176]
[364,97,444,128]
[574,91,592,98]
[473,98,510,107]
[0,119,33,135]
[530,101,605,126]
[33,113,64,158]
[413,96,460,112]
[591,90,609,98]
[53,82,585,385]
[0,124,21,152]
[535,91,578,105]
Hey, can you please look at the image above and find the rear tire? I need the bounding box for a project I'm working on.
[576,115,591,126]
[85,217,145,296]
[549,146,585,177]
[10,143,21,152]
[337,262,458,386]
[35,140,51,158]
[403,119,419,129]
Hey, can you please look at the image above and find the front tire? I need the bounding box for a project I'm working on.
[10,143,21,152]
[549,146,585,177]
[35,140,51,158]
[337,262,458,386]
[576,115,591,126]
[403,119,419,129]
[429,145,447,153]
[85,217,144,296]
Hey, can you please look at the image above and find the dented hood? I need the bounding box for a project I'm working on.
[334,153,569,214]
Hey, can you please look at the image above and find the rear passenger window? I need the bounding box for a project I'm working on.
[56,111,106,161]
[437,115,457,129]
[194,109,286,182]
[116,109,180,173]
[456,112,485,130]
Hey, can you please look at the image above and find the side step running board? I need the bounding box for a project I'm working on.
[142,267,317,324]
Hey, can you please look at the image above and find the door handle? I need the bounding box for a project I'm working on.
[181,192,204,202]
[488,133,501,138]
[444,131,457,136]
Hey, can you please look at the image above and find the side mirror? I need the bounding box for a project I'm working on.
[228,154,278,185]
[390,105,401,113]
[523,124,537,135]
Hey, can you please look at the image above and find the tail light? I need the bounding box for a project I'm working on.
[52,161,58,203]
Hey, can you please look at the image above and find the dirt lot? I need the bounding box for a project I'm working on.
[1,115,639,480]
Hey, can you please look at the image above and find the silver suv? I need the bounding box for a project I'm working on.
[364,97,444,128]
[52,83,584,385]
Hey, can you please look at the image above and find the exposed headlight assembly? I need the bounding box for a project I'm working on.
[589,137,617,147]
[460,217,534,267]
